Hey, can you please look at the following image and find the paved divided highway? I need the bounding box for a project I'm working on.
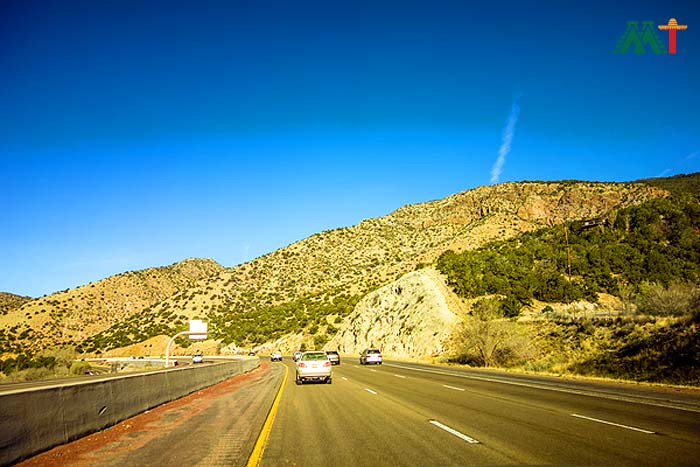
[259,359,700,466]
[14,359,700,466]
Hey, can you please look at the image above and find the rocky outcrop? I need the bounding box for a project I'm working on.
[328,269,460,359]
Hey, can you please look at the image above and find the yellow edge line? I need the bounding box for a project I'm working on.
[246,363,288,467]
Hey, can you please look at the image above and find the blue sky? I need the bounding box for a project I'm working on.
[2,0,699,297]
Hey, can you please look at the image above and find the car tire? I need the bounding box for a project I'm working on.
[326,377,332,384]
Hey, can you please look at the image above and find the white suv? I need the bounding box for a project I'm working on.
[360,348,382,365]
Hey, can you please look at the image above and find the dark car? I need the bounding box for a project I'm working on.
[325,350,341,365]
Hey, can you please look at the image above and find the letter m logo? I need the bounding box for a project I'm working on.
[614,21,667,54]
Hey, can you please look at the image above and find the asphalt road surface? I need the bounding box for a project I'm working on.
[16,364,284,467]
[259,359,700,467]
[16,359,700,467]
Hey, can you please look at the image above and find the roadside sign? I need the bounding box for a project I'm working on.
[189,320,208,340]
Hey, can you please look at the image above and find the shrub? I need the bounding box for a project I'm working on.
[70,361,92,375]
[451,299,533,367]
[313,334,329,349]
[637,281,700,317]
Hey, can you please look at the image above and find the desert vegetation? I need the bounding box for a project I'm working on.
[437,194,700,315]
[0,347,77,382]
[441,180,699,384]
[2,175,699,386]
[449,298,533,367]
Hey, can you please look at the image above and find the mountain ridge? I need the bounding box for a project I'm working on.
[0,177,683,357]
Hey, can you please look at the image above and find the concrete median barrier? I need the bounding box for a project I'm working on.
[0,358,259,466]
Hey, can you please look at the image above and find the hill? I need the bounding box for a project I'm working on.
[0,258,224,355]
[0,293,33,317]
[77,179,665,354]
[3,176,694,368]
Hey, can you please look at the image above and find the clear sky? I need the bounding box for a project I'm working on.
[2,0,698,297]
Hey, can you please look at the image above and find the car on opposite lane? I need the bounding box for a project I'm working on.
[295,351,332,384]
[192,352,203,364]
[271,351,283,362]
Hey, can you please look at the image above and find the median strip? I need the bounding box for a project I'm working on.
[571,413,655,434]
[429,420,480,444]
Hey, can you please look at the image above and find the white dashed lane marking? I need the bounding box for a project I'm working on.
[442,384,465,392]
[571,414,655,434]
[429,420,480,444]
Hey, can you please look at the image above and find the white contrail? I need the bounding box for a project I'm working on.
[657,150,699,177]
[490,98,520,184]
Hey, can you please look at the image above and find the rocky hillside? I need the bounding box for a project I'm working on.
[119,180,666,351]
[0,259,224,354]
[0,179,672,357]
[328,268,465,359]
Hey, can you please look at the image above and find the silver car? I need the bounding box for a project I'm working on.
[295,351,332,384]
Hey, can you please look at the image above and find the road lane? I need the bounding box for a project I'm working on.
[380,361,700,445]
[17,364,284,467]
[261,360,512,466]
[260,360,700,466]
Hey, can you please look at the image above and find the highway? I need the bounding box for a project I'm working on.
[14,358,700,466]
[259,359,700,467]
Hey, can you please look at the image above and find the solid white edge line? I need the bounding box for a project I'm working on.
[364,388,378,395]
[443,384,466,392]
[429,420,479,444]
[571,413,655,434]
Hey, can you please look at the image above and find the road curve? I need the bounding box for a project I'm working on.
[259,359,700,466]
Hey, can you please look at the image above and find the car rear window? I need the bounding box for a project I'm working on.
[368,349,380,354]
[302,352,328,361]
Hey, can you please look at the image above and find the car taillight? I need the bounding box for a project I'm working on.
[298,362,307,368]
[324,361,331,367]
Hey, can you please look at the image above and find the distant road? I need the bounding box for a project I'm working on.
[259,359,700,466]
[0,358,195,394]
